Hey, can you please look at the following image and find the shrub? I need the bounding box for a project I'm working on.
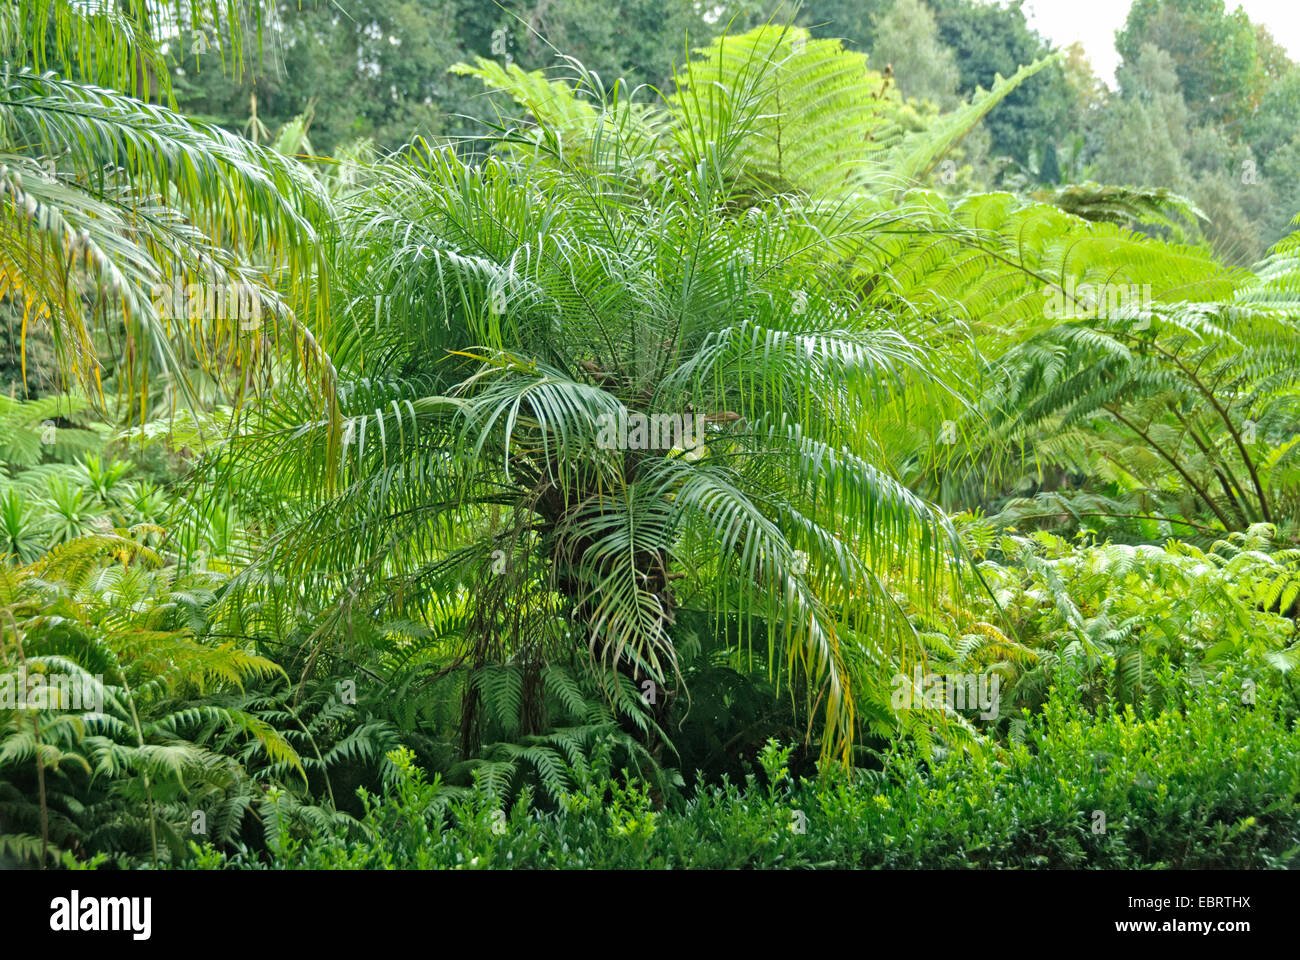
[193,676,1300,870]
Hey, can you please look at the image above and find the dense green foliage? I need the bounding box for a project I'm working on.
[2,1,1299,871]
[200,681,1300,869]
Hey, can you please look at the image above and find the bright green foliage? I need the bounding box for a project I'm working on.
[972,243,1300,536]
[0,535,298,868]
[454,25,1055,199]
[200,680,1300,869]
[171,0,729,155]
[933,523,1300,712]
[0,394,103,469]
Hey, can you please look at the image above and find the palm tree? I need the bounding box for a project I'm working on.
[218,30,986,766]
[215,25,1248,763]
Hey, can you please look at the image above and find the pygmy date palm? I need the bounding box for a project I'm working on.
[218,36,970,763]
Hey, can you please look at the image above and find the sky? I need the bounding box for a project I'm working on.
[1013,0,1300,86]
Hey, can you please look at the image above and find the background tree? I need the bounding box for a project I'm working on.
[172,0,751,154]
[1115,0,1264,129]
[174,0,471,153]
[1089,33,1297,265]
[1093,45,1193,197]
[924,0,1074,174]
[869,0,960,109]
[796,0,892,49]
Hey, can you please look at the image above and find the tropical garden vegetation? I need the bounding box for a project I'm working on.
[1,0,1298,870]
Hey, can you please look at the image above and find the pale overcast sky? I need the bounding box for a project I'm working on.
[1013,0,1300,86]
